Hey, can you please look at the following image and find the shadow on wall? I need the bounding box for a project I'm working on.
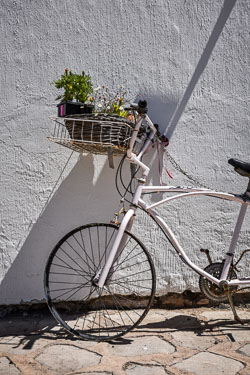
[138,0,236,142]
[0,140,166,305]
[0,153,123,304]
[165,0,237,140]
[145,96,178,135]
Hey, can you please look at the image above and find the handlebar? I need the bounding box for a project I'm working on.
[125,100,148,114]
[127,100,168,160]
[127,100,157,158]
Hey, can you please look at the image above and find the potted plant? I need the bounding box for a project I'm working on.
[88,85,131,118]
[52,68,94,117]
[63,86,134,144]
[52,71,136,156]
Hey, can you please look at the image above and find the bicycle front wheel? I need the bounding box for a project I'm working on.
[44,223,156,341]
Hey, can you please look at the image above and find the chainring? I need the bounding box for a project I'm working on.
[199,262,237,302]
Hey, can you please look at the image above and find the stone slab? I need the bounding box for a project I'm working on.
[171,330,216,350]
[0,357,20,375]
[200,308,250,322]
[36,344,101,374]
[110,335,175,357]
[173,351,244,375]
[0,335,50,355]
[200,309,250,342]
[124,363,168,375]
[238,343,250,357]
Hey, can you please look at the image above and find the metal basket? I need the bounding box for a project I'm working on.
[48,113,135,156]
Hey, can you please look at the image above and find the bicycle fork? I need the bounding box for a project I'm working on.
[97,208,135,288]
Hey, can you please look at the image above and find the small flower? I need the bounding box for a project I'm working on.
[89,97,94,101]
[94,86,101,91]
[98,103,103,108]
[119,106,124,111]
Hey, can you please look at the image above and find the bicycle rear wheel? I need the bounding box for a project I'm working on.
[44,223,156,341]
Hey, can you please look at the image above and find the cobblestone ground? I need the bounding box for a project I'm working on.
[0,307,249,375]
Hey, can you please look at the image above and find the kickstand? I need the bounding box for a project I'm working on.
[225,288,244,325]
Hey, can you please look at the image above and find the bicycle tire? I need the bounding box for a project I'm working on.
[44,223,156,341]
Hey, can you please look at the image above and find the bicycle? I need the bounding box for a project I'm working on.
[44,100,250,341]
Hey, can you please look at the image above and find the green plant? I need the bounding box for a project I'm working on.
[88,86,130,117]
[52,69,93,103]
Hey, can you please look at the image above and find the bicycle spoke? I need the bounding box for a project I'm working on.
[107,292,142,316]
[95,226,117,272]
[114,258,150,273]
[97,226,101,266]
[111,268,152,283]
[50,284,88,300]
[80,230,92,274]
[63,240,96,274]
[113,280,150,296]
[49,271,90,277]
[49,280,89,285]
[51,259,90,283]
[53,256,84,276]
[88,227,95,269]
[106,286,138,324]
[64,283,92,302]
[72,233,96,272]
[113,242,141,272]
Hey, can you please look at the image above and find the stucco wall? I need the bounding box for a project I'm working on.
[0,0,249,304]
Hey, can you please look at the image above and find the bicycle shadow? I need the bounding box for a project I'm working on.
[0,309,80,351]
[108,312,250,346]
[136,313,250,337]
[1,310,249,352]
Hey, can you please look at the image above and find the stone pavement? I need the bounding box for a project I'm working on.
[0,306,249,375]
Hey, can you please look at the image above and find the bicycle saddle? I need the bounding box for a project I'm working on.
[228,158,250,177]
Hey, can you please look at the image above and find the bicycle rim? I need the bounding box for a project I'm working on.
[44,223,156,341]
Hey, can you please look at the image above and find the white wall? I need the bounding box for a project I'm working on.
[0,0,249,304]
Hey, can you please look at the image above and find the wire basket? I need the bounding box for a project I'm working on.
[48,114,135,156]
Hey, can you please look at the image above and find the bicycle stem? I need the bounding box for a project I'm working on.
[127,114,157,160]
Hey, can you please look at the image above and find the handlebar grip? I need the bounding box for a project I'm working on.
[138,100,147,108]
[138,100,148,114]
[126,100,148,113]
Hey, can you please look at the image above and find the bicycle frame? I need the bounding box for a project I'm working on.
[97,112,250,290]
[138,186,250,287]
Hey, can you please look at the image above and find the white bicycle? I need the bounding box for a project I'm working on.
[44,100,250,341]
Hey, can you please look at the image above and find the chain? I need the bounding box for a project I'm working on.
[165,150,215,190]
